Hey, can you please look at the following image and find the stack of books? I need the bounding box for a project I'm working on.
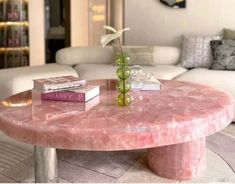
[33,76,100,102]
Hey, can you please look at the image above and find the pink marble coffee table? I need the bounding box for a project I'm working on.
[0,80,234,182]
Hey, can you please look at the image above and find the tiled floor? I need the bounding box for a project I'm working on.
[0,123,234,183]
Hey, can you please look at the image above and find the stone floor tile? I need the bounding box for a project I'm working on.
[61,150,144,178]
[0,174,16,183]
[182,149,235,183]
[1,163,34,183]
[0,141,33,172]
[0,132,33,153]
[222,123,235,137]
[22,177,35,183]
[22,156,34,167]
[23,177,69,183]
[117,154,177,183]
[1,161,72,183]
[207,132,235,172]
[59,177,70,183]
[59,161,116,183]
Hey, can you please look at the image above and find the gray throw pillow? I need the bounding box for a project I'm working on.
[180,35,221,69]
[113,45,155,66]
[211,40,235,70]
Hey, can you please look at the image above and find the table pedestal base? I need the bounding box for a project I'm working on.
[34,146,58,183]
[147,138,206,180]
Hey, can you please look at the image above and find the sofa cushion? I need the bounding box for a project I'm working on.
[56,46,181,66]
[75,64,117,80]
[113,46,155,66]
[0,64,78,100]
[118,46,181,65]
[74,64,187,80]
[153,46,181,65]
[56,46,114,65]
[175,68,235,98]
[210,40,235,70]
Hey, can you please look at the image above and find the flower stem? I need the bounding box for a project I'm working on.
[118,38,126,106]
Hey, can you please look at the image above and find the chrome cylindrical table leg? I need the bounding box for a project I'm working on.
[34,146,59,183]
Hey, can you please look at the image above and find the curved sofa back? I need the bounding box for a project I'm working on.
[56,46,115,66]
[0,64,79,100]
[153,46,181,65]
[56,46,181,66]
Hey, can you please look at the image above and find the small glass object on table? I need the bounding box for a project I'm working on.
[130,65,161,91]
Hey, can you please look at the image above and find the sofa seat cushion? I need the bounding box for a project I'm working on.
[0,64,78,100]
[74,64,187,80]
[176,68,235,98]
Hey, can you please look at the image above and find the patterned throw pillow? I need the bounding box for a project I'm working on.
[210,40,222,60]
[113,46,155,66]
[180,35,221,69]
[210,40,235,70]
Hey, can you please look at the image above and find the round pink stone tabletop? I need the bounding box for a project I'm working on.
[0,80,234,150]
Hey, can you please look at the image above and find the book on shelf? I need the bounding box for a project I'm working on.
[41,85,100,102]
[33,76,86,93]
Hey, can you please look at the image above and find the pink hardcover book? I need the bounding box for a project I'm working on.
[41,85,100,102]
[34,76,86,93]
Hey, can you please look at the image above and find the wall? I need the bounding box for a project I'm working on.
[70,0,89,47]
[107,0,124,35]
[70,0,124,47]
[125,0,235,47]
[28,0,45,66]
[28,0,90,65]
[29,0,90,65]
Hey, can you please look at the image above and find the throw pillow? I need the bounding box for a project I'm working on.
[210,40,222,60]
[223,28,235,40]
[113,45,155,66]
[210,40,235,70]
[180,35,221,69]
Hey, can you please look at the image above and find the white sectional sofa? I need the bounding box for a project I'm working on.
[0,64,78,100]
[0,46,234,116]
[56,46,187,80]
[56,46,235,104]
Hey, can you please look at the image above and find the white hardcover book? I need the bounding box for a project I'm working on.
[33,76,86,93]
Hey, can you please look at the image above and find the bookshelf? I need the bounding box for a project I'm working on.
[0,0,29,69]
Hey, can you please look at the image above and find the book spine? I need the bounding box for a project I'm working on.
[41,92,85,102]
[34,80,86,93]
[43,80,86,93]
[43,83,84,93]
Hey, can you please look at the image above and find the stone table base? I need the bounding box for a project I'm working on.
[147,138,206,180]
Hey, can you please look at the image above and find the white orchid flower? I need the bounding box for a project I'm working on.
[101,25,130,47]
